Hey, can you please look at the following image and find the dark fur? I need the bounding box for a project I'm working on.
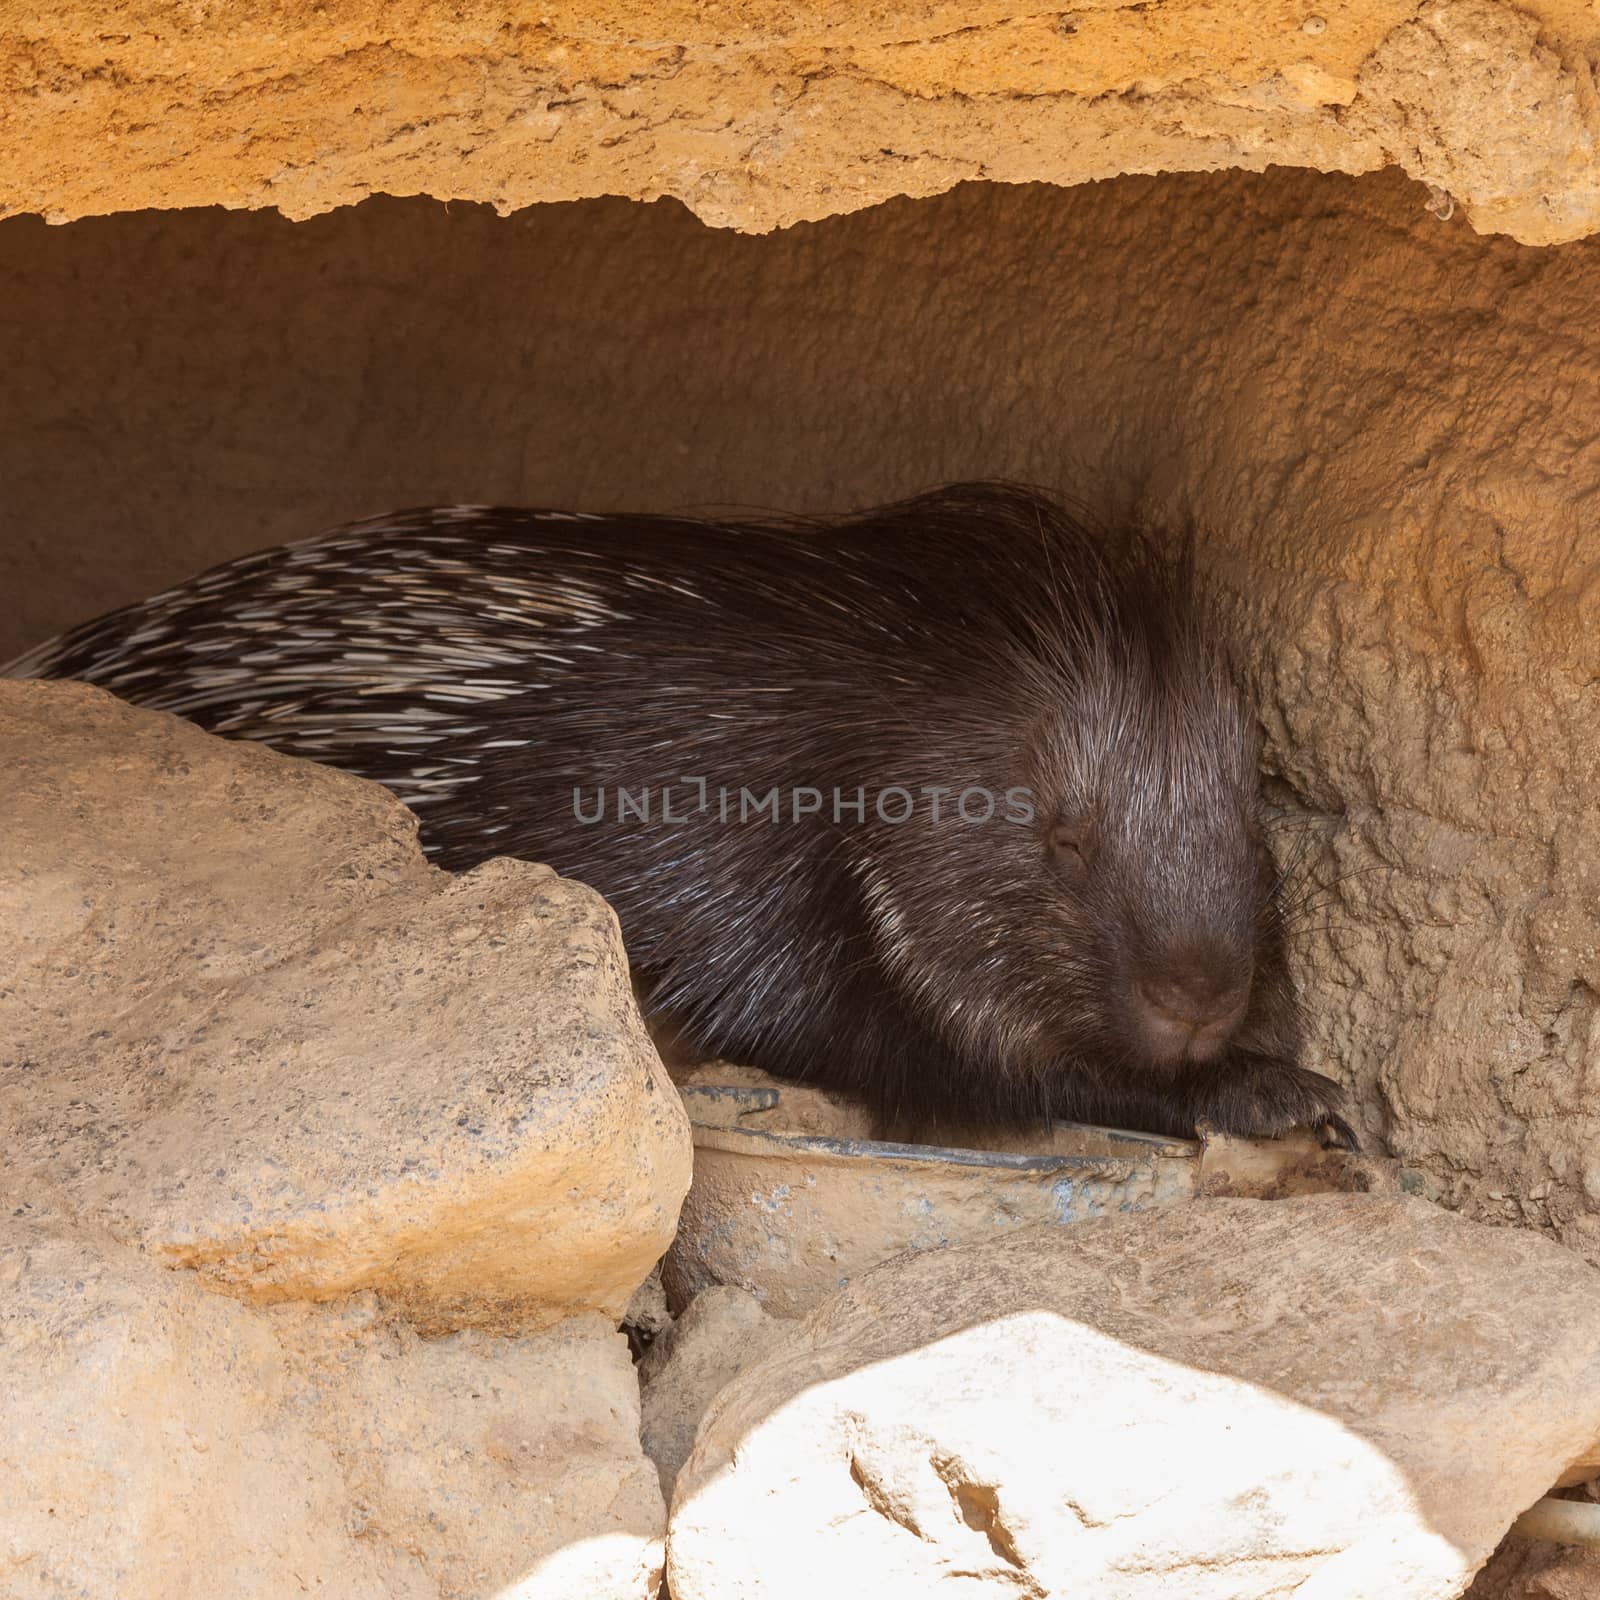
[6,483,1354,1146]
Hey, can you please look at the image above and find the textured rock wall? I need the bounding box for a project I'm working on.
[3,166,1598,1259]
[3,0,1600,243]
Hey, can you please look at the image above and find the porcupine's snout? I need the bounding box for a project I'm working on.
[1132,944,1250,1066]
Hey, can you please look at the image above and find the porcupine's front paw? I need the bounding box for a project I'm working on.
[1188,1052,1360,1151]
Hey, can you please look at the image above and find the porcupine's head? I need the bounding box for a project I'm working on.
[846,495,1299,1116]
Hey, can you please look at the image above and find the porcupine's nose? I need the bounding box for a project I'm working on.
[1135,956,1249,1064]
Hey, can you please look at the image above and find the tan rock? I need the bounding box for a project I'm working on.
[3,0,1600,243]
[626,1264,675,1348]
[0,679,692,1329]
[639,1286,791,1497]
[0,1192,665,1600]
[665,1064,1388,1319]
[287,1305,668,1600]
[668,1195,1600,1599]
[0,677,428,1062]
[1465,1536,1600,1600]
[0,1194,416,1600]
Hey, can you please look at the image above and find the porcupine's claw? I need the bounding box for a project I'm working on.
[1191,1053,1360,1152]
[1312,1109,1362,1153]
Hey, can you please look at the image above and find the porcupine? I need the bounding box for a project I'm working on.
[4,483,1356,1148]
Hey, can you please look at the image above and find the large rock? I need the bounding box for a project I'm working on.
[0,679,692,1329]
[640,1286,791,1497]
[668,1195,1600,1600]
[0,1191,665,1599]
[3,0,1598,244]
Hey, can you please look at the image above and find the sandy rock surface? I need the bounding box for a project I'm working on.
[668,1194,1600,1600]
[0,678,692,1329]
[626,1265,675,1346]
[640,1285,792,1497]
[1465,1537,1600,1600]
[288,1304,667,1599]
[4,0,1600,244]
[0,1189,665,1600]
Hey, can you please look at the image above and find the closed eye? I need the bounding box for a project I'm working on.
[1048,819,1094,872]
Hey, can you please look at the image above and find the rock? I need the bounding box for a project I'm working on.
[668,1195,1600,1600]
[664,1062,1392,1320]
[0,680,692,1329]
[625,1265,674,1352]
[1465,1537,1600,1600]
[0,678,428,1061]
[639,1287,791,1498]
[0,1193,404,1600]
[5,0,1600,244]
[289,1306,667,1600]
[0,1191,665,1599]
[66,855,683,1329]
